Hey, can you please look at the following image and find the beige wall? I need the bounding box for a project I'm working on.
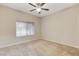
[77,5,79,46]
[0,5,41,48]
[41,5,79,48]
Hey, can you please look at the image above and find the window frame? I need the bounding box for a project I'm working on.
[16,20,36,37]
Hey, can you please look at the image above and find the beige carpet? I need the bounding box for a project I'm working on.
[0,39,79,56]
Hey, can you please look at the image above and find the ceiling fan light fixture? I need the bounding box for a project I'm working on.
[36,8,41,12]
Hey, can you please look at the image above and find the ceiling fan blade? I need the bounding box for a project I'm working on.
[40,3,45,6]
[41,8,49,11]
[29,3,36,7]
[36,3,40,6]
[30,9,36,12]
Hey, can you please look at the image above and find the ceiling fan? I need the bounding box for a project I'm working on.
[28,3,49,14]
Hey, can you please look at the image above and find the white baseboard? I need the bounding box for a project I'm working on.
[43,39,79,49]
[0,39,38,48]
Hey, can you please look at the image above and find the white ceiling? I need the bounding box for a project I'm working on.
[0,3,77,17]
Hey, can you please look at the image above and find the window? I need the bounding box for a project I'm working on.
[16,21,35,37]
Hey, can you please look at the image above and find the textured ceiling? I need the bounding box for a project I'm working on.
[0,3,77,17]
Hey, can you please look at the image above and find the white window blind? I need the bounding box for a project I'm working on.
[16,21,35,37]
